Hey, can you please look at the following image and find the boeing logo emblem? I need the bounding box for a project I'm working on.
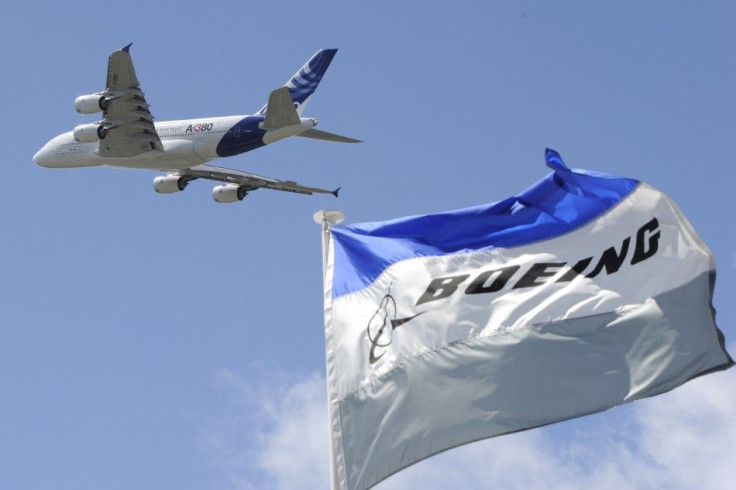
[366,287,423,364]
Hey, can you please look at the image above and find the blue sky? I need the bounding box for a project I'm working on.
[2,1,734,489]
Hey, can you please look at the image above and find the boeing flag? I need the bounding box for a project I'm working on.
[318,149,733,490]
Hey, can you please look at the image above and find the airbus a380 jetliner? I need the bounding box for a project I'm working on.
[33,44,359,203]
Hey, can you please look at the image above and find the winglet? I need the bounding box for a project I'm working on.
[122,42,133,53]
[332,186,341,198]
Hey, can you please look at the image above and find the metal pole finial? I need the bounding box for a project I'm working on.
[313,209,346,226]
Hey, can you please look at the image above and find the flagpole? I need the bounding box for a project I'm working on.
[313,209,345,490]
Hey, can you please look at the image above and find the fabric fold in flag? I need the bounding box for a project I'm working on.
[320,149,733,490]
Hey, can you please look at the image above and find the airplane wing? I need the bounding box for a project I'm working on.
[98,44,163,157]
[179,164,340,197]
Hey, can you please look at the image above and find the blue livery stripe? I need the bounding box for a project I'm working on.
[215,116,266,157]
[330,149,639,298]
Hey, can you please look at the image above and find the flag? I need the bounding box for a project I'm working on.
[319,149,733,490]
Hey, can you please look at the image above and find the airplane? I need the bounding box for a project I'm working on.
[33,44,360,203]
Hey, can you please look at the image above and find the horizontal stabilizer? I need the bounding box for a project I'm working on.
[263,87,300,128]
[297,128,362,143]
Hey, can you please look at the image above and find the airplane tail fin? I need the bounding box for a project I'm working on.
[258,48,338,116]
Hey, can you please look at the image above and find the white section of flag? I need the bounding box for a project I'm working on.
[321,183,731,490]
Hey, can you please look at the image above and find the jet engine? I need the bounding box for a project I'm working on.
[73,123,108,143]
[74,94,110,114]
[213,183,248,203]
[153,175,189,194]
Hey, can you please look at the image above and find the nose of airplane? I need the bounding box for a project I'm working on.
[33,145,52,167]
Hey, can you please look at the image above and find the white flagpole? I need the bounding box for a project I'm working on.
[313,210,345,490]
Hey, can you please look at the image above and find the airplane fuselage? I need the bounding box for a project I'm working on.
[34,114,317,170]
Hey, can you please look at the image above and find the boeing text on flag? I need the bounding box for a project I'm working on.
[320,149,733,490]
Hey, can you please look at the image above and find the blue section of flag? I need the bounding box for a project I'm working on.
[330,149,640,298]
